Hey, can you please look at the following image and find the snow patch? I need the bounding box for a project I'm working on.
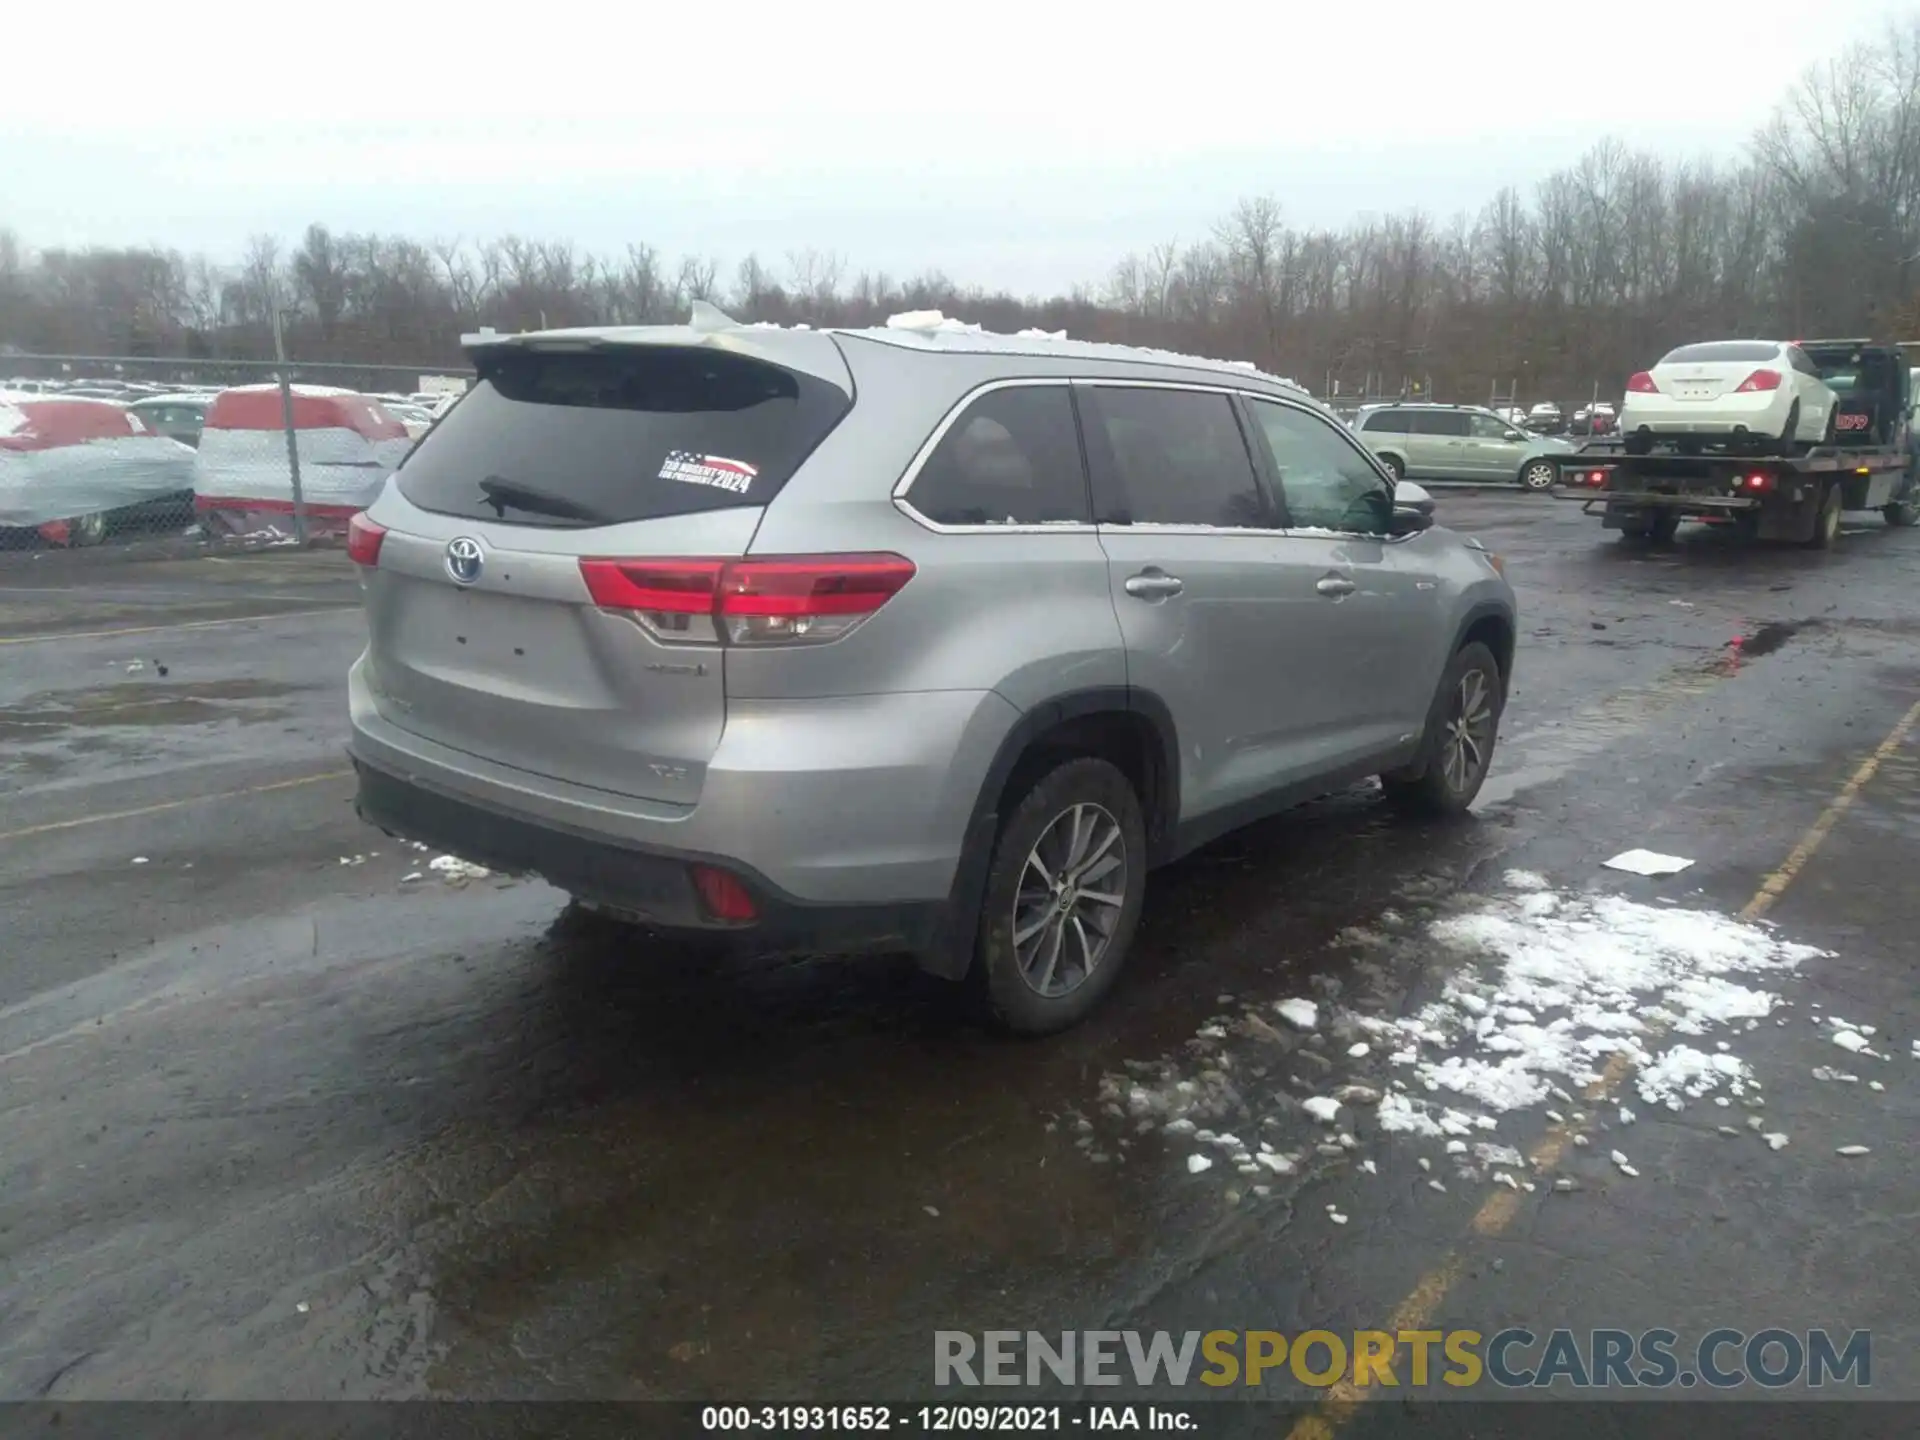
[1275,998,1318,1030]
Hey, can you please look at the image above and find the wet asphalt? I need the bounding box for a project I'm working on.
[3,495,1919,1415]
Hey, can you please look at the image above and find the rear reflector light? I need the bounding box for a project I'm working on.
[690,864,758,922]
[1626,372,1658,393]
[1743,473,1773,491]
[579,553,916,646]
[347,513,387,566]
[1734,369,1782,393]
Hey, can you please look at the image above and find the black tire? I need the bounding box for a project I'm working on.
[1618,517,1656,541]
[1380,453,1406,482]
[1379,641,1504,817]
[1883,498,1920,528]
[1623,430,1652,456]
[1778,401,1802,456]
[1731,509,1763,541]
[1647,510,1682,544]
[1820,406,1838,448]
[968,757,1147,1036]
[1519,458,1557,492]
[1806,481,1842,549]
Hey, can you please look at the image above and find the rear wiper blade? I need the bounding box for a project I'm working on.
[476,476,611,524]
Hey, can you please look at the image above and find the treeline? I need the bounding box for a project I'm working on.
[3,18,1917,404]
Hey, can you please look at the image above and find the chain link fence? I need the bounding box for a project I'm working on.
[0,354,471,556]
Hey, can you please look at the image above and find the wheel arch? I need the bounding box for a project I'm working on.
[923,687,1179,980]
[1451,602,1516,698]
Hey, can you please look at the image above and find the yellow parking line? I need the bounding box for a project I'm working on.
[0,769,353,843]
[0,607,358,647]
[1284,692,1920,1439]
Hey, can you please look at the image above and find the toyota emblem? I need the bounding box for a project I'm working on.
[445,537,484,585]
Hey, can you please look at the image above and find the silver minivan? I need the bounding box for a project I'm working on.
[347,308,1518,1033]
[1356,403,1574,490]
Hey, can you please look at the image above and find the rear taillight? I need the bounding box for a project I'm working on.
[1734,369,1782,393]
[690,864,758,922]
[1742,472,1773,492]
[579,553,916,646]
[1626,372,1658,393]
[347,513,387,566]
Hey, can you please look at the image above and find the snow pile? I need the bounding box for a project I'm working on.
[429,854,490,881]
[884,310,983,334]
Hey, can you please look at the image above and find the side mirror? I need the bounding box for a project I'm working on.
[1388,480,1435,535]
[1394,480,1436,516]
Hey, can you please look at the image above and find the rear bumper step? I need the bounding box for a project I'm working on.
[350,753,945,958]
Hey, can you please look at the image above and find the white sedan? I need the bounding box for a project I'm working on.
[1621,340,1837,454]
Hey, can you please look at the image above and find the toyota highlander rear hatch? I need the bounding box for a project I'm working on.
[357,328,855,806]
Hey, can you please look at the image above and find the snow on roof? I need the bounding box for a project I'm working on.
[862,310,1307,393]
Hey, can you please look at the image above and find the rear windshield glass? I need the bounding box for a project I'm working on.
[395,346,851,527]
[1660,342,1780,364]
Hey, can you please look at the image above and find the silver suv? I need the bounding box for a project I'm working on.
[347,307,1517,1033]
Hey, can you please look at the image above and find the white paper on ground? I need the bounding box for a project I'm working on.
[1603,849,1695,876]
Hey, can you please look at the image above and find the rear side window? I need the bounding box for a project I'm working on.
[396,346,851,528]
[1660,342,1780,364]
[1469,413,1514,439]
[905,384,1090,526]
[1361,409,1409,432]
[1081,387,1267,528]
[1411,411,1470,437]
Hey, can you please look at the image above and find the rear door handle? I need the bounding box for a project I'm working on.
[1124,571,1185,600]
[1316,575,1356,598]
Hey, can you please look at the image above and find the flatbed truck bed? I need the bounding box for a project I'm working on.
[1548,439,1918,547]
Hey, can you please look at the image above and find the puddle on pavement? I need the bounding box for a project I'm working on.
[0,678,306,737]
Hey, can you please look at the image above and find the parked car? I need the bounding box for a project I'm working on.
[194,385,412,536]
[0,394,196,546]
[127,394,215,448]
[1621,340,1838,454]
[1492,406,1530,429]
[1355,402,1575,490]
[1525,401,1565,434]
[346,309,1517,1034]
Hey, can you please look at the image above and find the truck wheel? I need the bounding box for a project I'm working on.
[1883,499,1919,528]
[1519,459,1557,491]
[1806,483,1842,549]
[968,757,1147,1036]
[1648,511,1682,544]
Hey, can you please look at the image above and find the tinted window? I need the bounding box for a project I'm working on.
[1082,387,1266,528]
[1247,400,1393,533]
[906,384,1090,526]
[1469,413,1514,439]
[396,347,850,527]
[1411,411,1470,437]
[1660,342,1781,364]
[1361,409,1409,433]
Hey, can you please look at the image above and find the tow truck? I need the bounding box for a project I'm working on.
[1551,339,1918,547]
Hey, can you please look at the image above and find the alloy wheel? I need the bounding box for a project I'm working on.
[1012,802,1128,998]
[1440,668,1496,794]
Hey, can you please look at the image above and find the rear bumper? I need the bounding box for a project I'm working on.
[1620,394,1786,434]
[347,654,1022,954]
[352,752,945,956]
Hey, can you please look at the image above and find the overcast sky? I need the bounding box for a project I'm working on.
[1,0,1901,295]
